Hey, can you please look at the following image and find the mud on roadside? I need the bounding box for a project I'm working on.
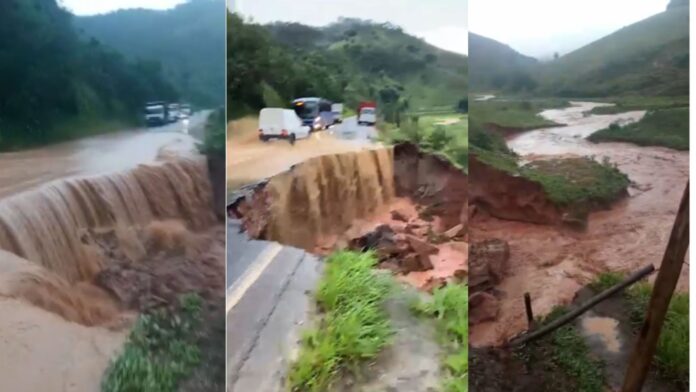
[228,143,469,292]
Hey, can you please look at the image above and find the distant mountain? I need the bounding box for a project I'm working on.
[468,32,538,93]
[76,0,225,106]
[266,18,469,110]
[538,2,689,96]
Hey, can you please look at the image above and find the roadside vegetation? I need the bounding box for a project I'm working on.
[198,108,226,156]
[287,251,393,392]
[102,294,204,392]
[412,284,469,392]
[588,107,689,151]
[469,99,568,132]
[227,13,467,121]
[591,272,689,387]
[382,112,468,170]
[0,0,177,150]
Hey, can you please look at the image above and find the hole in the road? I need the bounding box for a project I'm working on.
[0,159,224,325]
[228,143,469,291]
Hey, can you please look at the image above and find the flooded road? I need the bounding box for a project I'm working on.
[0,110,218,390]
[0,110,210,198]
[227,115,380,194]
[471,101,689,347]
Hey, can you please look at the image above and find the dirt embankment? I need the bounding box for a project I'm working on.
[469,102,689,347]
[0,157,224,391]
[469,153,562,225]
[230,143,469,291]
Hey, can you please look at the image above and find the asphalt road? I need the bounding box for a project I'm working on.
[225,115,380,391]
[0,110,210,198]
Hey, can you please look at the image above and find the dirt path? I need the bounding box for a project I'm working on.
[470,101,689,347]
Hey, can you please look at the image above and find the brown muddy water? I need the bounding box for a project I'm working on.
[0,122,220,390]
[470,101,689,347]
[0,114,206,198]
[230,144,469,292]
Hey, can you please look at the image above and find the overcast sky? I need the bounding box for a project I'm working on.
[470,0,669,59]
[229,0,468,54]
[59,0,186,15]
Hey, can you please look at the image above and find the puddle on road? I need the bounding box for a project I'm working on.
[581,316,622,353]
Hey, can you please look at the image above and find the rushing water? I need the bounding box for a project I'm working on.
[470,101,689,347]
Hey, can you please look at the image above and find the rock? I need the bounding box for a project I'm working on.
[469,239,510,291]
[390,208,411,222]
[422,276,447,293]
[401,253,423,273]
[443,223,464,239]
[405,235,437,270]
[470,292,500,324]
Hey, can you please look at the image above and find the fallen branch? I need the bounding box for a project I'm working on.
[508,264,655,347]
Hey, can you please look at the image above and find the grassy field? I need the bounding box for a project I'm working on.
[588,96,688,115]
[588,107,689,150]
[382,112,468,171]
[287,251,393,392]
[592,273,689,387]
[469,98,569,130]
[412,284,469,392]
[520,157,631,207]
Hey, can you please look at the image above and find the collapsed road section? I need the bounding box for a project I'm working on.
[0,157,225,391]
[227,143,469,391]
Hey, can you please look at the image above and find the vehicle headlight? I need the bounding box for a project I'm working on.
[314,117,321,123]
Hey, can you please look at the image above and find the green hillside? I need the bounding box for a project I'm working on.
[469,1,689,98]
[539,1,689,96]
[228,15,467,119]
[0,0,176,150]
[76,0,225,106]
[468,32,538,93]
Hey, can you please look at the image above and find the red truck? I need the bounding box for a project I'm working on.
[357,101,377,126]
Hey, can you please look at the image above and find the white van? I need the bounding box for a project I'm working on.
[358,107,377,126]
[258,108,310,145]
[331,103,343,124]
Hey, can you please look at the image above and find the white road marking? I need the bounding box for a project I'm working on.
[226,243,283,314]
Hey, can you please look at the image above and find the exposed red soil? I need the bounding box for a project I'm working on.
[230,143,469,292]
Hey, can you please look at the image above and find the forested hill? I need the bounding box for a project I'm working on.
[0,0,176,150]
[228,14,468,119]
[76,0,225,107]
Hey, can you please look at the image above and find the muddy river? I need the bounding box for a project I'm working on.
[470,101,689,347]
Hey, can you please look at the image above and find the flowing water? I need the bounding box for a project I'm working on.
[0,118,218,389]
[470,101,689,346]
[263,148,396,251]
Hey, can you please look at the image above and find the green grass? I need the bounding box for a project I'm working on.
[287,251,392,392]
[412,284,469,392]
[102,294,203,392]
[591,273,689,386]
[543,307,606,392]
[382,113,468,171]
[588,96,688,115]
[519,157,631,207]
[588,107,689,150]
[469,99,568,130]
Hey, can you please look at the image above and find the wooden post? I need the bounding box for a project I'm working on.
[509,264,655,346]
[524,292,534,329]
[621,182,689,392]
